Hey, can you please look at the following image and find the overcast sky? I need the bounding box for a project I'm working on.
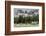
[14,8,39,16]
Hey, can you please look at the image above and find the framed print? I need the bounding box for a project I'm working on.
[5,1,45,35]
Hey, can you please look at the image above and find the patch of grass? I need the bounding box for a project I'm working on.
[14,23,39,27]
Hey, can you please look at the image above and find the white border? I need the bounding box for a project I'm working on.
[11,5,42,31]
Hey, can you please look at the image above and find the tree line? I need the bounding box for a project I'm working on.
[14,14,39,24]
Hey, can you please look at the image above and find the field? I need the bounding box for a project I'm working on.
[14,22,39,27]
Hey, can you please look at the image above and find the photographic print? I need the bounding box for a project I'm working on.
[14,8,39,27]
[5,1,45,35]
[11,5,42,31]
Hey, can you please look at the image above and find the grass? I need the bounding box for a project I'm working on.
[14,23,39,27]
